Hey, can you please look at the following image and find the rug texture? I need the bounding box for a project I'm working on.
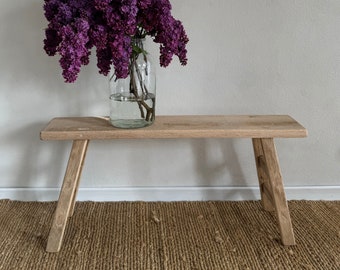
[0,200,339,270]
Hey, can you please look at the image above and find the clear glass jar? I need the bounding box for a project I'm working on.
[109,39,156,129]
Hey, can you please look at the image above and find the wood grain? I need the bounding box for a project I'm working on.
[252,138,275,212]
[46,140,89,252]
[261,138,296,246]
[40,115,307,140]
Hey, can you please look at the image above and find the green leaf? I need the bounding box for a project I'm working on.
[132,44,148,56]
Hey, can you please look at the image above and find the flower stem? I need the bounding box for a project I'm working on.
[128,39,154,122]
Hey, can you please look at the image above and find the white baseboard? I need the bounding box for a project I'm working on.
[0,186,339,201]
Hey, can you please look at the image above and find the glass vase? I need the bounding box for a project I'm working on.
[109,39,156,129]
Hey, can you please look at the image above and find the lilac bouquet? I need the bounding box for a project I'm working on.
[43,0,189,83]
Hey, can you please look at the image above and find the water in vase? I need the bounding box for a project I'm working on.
[110,92,155,129]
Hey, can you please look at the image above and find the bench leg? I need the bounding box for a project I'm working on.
[252,138,296,246]
[252,138,275,212]
[46,140,89,252]
[69,141,89,218]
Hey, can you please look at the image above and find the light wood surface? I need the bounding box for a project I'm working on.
[253,138,296,245]
[252,138,275,212]
[260,138,296,245]
[42,115,306,252]
[46,140,89,252]
[40,115,307,140]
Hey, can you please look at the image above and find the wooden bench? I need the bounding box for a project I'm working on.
[40,115,307,252]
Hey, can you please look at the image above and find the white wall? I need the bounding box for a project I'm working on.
[0,0,339,201]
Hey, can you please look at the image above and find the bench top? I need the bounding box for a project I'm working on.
[40,115,307,140]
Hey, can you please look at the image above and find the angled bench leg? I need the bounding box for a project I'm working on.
[69,140,89,218]
[253,138,296,246]
[252,138,275,212]
[46,140,89,252]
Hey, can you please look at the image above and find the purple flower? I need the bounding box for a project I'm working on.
[43,0,188,82]
[96,47,112,76]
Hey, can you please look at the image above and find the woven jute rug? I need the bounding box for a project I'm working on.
[0,200,338,270]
